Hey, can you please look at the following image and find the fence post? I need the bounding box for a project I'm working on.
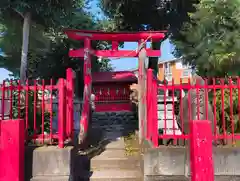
[152,79,158,147]
[1,81,5,120]
[190,120,214,181]
[58,78,66,148]
[0,119,25,181]
[146,69,153,140]
[66,68,74,141]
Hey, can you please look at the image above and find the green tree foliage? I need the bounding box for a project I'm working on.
[0,0,84,83]
[0,2,113,81]
[171,0,240,139]
[0,18,50,76]
[99,0,197,32]
[207,79,240,135]
[215,88,240,134]
[99,0,198,73]
[174,0,240,77]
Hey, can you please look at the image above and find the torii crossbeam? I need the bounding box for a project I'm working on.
[64,29,166,57]
[64,29,166,144]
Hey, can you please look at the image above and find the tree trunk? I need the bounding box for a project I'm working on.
[20,12,31,85]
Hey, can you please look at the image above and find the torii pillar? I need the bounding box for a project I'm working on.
[64,29,165,144]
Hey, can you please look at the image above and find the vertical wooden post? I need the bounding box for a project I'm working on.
[146,69,153,140]
[152,79,158,147]
[79,37,92,144]
[190,120,214,181]
[58,78,66,148]
[66,68,74,141]
[138,40,147,143]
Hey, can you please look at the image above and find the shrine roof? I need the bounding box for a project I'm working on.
[64,29,166,41]
[92,71,137,83]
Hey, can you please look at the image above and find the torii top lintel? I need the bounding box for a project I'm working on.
[64,29,166,42]
[64,29,166,58]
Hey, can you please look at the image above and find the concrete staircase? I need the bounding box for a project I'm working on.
[78,111,142,181]
[87,139,142,181]
[26,111,142,181]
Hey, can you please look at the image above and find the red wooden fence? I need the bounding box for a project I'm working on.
[0,68,74,148]
[146,69,240,146]
[145,69,240,181]
[93,84,132,112]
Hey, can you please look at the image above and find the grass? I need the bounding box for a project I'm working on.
[123,132,141,156]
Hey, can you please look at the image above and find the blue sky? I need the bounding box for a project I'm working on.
[112,39,175,71]
[0,0,175,81]
[87,0,175,71]
[0,68,11,82]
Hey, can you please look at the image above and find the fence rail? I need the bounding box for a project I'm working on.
[0,68,74,148]
[146,69,240,147]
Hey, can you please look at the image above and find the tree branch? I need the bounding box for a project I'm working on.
[11,8,24,18]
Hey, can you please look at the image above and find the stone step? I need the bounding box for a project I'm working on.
[92,112,135,117]
[31,176,70,181]
[96,149,127,159]
[102,133,123,141]
[31,175,141,181]
[145,175,187,181]
[91,126,136,132]
[89,170,142,181]
[31,171,141,181]
[104,139,125,149]
[90,177,142,181]
[145,176,240,181]
[91,157,140,170]
[91,125,125,130]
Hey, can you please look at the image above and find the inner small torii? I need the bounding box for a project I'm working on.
[64,29,165,142]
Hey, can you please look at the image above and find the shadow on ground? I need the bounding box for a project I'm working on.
[25,146,93,181]
[24,110,139,181]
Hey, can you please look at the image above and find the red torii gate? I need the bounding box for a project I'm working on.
[65,30,165,57]
[64,29,165,143]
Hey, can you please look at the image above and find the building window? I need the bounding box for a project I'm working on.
[164,63,171,74]
[176,61,182,69]
[181,69,192,77]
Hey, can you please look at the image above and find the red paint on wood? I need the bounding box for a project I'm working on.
[112,41,118,51]
[64,29,166,41]
[69,49,161,58]
[95,103,132,112]
[58,78,66,148]
[1,81,5,120]
[80,37,92,139]
[146,69,153,140]
[190,120,214,181]
[0,71,74,147]
[93,85,130,101]
[148,78,240,144]
[0,119,25,181]
[66,68,74,141]
[93,83,132,112]
[92,71,137,83]
[41,80,45,144]
[152,79,158,147]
